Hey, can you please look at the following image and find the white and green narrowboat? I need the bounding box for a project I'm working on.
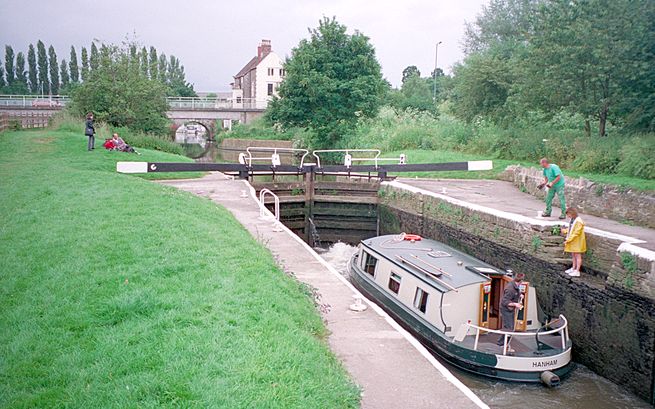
[348,234,573,386]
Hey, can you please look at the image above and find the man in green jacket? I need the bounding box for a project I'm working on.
[539,158,566,219]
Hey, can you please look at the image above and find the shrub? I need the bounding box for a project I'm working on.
[617,137,655,179]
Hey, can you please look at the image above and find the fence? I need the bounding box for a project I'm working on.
[0,112,8,133]
[0,111,51,132]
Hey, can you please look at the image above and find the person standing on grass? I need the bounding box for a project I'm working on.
[85,112,95,151]
[562,207,587,277]
[538,158,566,219]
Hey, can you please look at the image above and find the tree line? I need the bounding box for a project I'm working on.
[0,41,196,97]
[448,0,654,136]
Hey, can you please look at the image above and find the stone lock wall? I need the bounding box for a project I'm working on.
[378,184,655,404]
[500,165,655,229]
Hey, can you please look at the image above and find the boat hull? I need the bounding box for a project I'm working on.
[349,257,574,383]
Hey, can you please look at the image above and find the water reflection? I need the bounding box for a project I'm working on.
[318,242,650,409]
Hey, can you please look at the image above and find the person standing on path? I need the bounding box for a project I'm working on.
[539,158,566,219]
[496,272,525,353]
[85,112,95,151]
[562,207,587,277]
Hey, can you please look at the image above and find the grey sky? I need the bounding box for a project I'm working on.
[0,0,487,91]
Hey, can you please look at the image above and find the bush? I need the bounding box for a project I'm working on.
[618,137,655,179]
[339,105,655,181]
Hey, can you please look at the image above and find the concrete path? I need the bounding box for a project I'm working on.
[159,173,484,409]
[399,178,655,251]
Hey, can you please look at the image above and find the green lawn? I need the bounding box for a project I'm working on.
[386,149,655,191]
[0,129,359,408]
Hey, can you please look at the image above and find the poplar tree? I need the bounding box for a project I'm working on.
[129,44,139,73]
[0,65,5,89]
[15,52,28,91]
[48,45,59,95]
[36,40,49,95]
[4,45,15,85]
[60,59,70,89]
[140,47,148,77]
[80,47,89,81]
[27,44,38,93]
[69,46,79,83]
[149,46,158,81]
[89,42,99,71]
[158,53,167,83]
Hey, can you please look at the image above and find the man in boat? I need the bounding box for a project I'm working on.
[496,272,525,350]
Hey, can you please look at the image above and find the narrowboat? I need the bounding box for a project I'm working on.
[348,233,573,386]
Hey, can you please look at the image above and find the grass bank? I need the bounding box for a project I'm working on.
[0,129,359,408]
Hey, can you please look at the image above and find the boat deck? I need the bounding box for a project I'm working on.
[457,330,566,356]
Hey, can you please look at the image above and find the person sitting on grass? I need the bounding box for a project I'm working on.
[538,158,567,219]
[561,207,587,277]
[111,133,138,154]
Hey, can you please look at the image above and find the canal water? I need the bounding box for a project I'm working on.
[318,242,650,409]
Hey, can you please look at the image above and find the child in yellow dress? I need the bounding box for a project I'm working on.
[561,207,586,277]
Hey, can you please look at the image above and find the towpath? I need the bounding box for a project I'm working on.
[159,172,485,409]
[398,178,655,252]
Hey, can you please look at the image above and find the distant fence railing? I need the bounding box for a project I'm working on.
[0,94,70,108]
[0,95,269,111]
[166,97,268,110]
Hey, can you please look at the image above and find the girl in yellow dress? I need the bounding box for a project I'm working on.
[561,207,586,277]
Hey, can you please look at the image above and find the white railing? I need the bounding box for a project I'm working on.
[463,314,569,356]
[312,149,406,168]
[258,189,280,221]
[240,146,310,168]
[0,95,267,111]
[0,94,70,107]
[166,97,268,110]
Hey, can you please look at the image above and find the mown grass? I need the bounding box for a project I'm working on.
[0,129,359,408]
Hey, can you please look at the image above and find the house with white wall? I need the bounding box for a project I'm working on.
[231,40,285,109]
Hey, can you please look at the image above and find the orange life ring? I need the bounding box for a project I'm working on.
[403,234,422,241]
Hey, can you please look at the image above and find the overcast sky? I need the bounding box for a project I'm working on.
[0,0,487,91]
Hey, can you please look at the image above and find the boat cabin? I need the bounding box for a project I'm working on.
[355,235,541,337]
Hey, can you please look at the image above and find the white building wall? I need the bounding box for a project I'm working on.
[255,52,284,108]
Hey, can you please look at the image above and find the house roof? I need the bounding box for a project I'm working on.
[234,56,259,79]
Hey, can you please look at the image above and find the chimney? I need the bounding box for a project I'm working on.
[257,39,272,61]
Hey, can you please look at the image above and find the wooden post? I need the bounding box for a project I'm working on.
[304,169,315,245]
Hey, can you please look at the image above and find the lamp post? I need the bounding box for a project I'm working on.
[433,41,442,103]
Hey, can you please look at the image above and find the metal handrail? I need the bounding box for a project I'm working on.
[312,149,380,168]
[464,314,569,356]
[312,149,406,169]
[244,146,309,168]
[258,189,280,221]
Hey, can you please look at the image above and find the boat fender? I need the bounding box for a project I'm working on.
[403,234,422,242]
[540,371,560,387]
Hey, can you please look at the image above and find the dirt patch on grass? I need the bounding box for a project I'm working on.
[27,136,56,153]
[34,137,55,144]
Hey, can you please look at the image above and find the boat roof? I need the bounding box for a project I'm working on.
[361,235,505,292]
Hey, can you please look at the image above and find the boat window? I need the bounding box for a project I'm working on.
[362,251,378,277]
[413,287,429,313]
[388,272,402,294]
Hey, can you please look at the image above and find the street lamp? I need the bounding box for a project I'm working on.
[433,41,442,103]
